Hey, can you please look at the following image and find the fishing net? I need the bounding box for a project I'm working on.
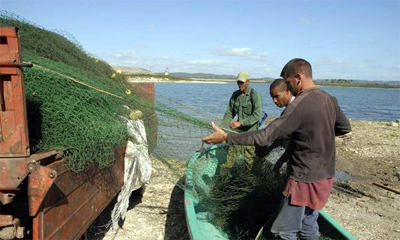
[0,11,212,173]
[186,143,289,239]
[0,11,295,239]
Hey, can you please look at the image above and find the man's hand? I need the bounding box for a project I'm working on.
[202,122,228,144]
[229,121,242,129]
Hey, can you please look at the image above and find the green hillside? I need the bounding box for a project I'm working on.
[0,11,151,171]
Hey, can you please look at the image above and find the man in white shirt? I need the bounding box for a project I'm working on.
[269,78,294,109]
[254,78,295,172]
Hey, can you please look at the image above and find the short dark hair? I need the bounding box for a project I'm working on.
[269,78,287,92]
[280,58,312,79]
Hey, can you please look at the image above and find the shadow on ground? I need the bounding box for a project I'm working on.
[164,177,190,240]
[85,189,144,240]
[84,180,189,240]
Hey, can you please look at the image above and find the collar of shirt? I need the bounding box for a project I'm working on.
[244,86,252,96]
[297,86,318,96]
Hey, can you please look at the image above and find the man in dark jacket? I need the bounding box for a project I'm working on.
[203,58,351,239]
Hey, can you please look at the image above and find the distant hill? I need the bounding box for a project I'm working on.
[253,77,276,81]
[316,79,400,86]
[164,72,275,81]
[112,65,154,75]
[355,80,400,85]
[164,72,236,79]
[112,66,399,86]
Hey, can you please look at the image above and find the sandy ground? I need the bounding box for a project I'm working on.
[325,120,400,240]
[87,120,400,240]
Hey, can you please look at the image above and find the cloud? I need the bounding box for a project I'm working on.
[185,52,198,56]
[253,64,272,72]
[299,17,313,24]
[215,46,253,57]
[149,24,155,29]
[315,57,344,66]
[190,59,226,66]
[112,51,135,59]
[106,52,230,73]
[215,46,269,61]
[248,52,269,61]
[161,59,237,74]
[330,60,343,65]
[251,64,274,77]
[102,50,269,76]
[312,57,400,81]
[133,43,149,48]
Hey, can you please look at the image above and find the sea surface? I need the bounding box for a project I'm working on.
[155,82,400,122]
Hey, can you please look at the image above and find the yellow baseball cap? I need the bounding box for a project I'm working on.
[236,71,249,82]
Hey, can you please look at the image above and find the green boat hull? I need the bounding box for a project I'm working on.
[184,145,357,240]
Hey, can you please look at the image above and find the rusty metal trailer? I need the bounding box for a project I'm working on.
[0,26,130,240]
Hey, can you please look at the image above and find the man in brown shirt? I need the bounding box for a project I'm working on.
[203,58,351,239]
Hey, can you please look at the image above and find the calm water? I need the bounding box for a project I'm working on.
[155,82,400,122]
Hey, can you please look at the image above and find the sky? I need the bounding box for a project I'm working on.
[1,0,399,81]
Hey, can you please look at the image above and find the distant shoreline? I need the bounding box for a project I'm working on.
[127,78,227,84]
[127,76,400,89]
